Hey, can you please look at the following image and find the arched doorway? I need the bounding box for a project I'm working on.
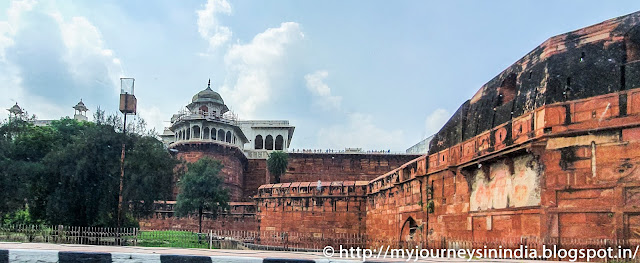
[217,129,225,141]
[203,127,210,139]
[226,131,232,143]
[399,217,419,247]
[193,126,201,139]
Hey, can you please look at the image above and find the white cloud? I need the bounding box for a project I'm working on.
[220,22,304,119]
[53,14,124,93]
[196,0,232,51]
[424,108,450,137]
[0,0,36,61]
[0,0,124,120]
[137,105,166,134]
[317,113,405,151]
[304,70,342,110]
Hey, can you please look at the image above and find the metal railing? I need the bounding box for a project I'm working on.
[2,224,640,261]
[0,225,137,246]
[172,111,237,125]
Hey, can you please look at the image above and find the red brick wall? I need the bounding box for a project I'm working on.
[171,142,247,201]
[282,153,421,183]
[244,159,267,200]
[362,92,640,245]
[255,182,368,247]
[541,130,640,240]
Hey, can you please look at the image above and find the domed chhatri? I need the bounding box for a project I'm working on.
[73,99,89,112]
[164,78,295,159]
[7,102,23,115]
[191,79,224,105]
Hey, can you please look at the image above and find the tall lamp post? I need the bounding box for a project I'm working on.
[118,78,136,232]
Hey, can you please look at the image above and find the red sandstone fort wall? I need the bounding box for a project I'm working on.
[139,202,258,232]
[282,153,420,183]
[256,12,640,247]
[255,181,368,247]
[171,142,247,201]
[244,159,267,200]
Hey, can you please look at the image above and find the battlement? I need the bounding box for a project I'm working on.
[282,152,421,183]
[256,181,369,198]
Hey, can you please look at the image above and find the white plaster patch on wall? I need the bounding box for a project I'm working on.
[111,252,161,263]
[469,154,541,211]
[9,249,58,263]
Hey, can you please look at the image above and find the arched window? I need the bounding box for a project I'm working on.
[265,135,274,150]
[497,73,517,106]
[199,105,208,114]
[226,131,232,143]
[186,128,191,140]
[203,127,210,139]
[211,128,217,140]
[275,135,284,150]
[193,126,201,139]
[217,129,225,141]
[255,135,264,149]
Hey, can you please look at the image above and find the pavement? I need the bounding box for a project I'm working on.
[0,242,366,263]
[0,242,572,262]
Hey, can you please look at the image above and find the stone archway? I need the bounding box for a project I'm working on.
[400,217,418,247]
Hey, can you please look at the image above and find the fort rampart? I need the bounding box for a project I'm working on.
[256,11,640,245]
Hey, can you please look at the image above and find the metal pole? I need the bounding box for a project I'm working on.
[118,98,128,233]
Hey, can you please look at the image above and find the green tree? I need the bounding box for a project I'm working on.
[175,157,230,233]
[0,110,178,227]
[0,119,55,221]
[267,151,288,183]
[124,135,178,218]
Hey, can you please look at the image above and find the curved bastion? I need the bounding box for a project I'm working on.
[255,10,640,245]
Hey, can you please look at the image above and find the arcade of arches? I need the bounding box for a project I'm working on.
[254,134,284,150]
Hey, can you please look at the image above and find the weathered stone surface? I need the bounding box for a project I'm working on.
[281,153,420,183]
[171,142,247,201]
[256,11,640,246]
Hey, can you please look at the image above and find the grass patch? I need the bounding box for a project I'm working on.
[135,230,209,249]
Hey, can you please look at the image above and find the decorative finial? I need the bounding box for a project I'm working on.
[208,79,211,89]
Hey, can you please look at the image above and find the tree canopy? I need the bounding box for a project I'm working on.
[0,110,178,227]
[267,151,288,183]
[175,157,229,233]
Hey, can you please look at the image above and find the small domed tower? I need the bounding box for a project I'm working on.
[7,103,24,120]
[73,99,89,121]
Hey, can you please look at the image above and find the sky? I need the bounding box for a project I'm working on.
[2,0,640,151]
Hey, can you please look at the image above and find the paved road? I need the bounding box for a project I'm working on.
[0,242,567,262]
